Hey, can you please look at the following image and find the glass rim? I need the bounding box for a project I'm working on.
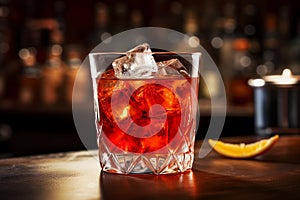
[89,52,202,56]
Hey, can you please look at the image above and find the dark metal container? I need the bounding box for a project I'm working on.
[249,69,300,135]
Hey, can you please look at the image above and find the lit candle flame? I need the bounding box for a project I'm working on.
[282,68,292,77]
[275,68,297,85]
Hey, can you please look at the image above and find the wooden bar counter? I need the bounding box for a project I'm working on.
[0,135,300,200]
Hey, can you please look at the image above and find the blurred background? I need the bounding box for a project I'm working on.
[0,0,300,157]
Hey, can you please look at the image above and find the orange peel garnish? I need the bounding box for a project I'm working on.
[208,135,279,159]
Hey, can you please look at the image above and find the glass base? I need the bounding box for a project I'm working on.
[100,151,194,175]
[97,120,196,175]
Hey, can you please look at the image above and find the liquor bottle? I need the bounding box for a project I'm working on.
[18,47,41,105]
[40,2,67,106]
[41,44,66,105]
[219,1,237,102]
[64,45,83,104]
[88,2,111,49]
[230,37,253,105]
[262,14,279,74]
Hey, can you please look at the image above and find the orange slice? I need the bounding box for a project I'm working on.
[208,135,279,158]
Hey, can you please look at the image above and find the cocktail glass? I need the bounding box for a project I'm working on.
[89,51,201,174]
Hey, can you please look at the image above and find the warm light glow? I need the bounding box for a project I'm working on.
[256,64,268,76]
[240,55,251,67]
[264,68,299,85]
[248,78,265,87]
[34,151,100,199]
[282,68,292,77]
[19,48,30,59]
[188,36,200,48]
[211,37,223,49]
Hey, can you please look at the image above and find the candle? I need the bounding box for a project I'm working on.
[248,67,300,136]
[264,68,299,85]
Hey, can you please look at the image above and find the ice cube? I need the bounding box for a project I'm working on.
[112,43,158,78]
[128,43,151,53]
[156,64,180,76]
[156,58,190,77]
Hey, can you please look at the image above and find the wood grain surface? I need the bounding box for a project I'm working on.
[0,135,300,200]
